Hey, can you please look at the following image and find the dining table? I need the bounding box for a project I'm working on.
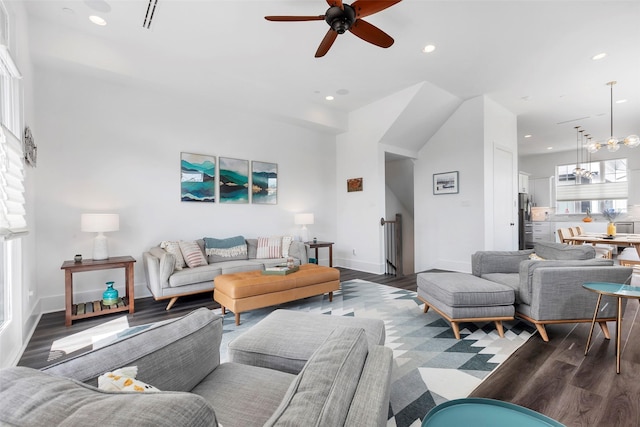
[568,233,640,257]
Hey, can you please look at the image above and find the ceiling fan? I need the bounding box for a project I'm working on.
[265,0,401,58]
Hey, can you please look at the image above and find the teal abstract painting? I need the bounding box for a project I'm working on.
[181,152,216,202]
[252,161,277,204]
[219,157,249,204]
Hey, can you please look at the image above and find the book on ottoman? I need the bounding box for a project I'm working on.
[262,266,299,275]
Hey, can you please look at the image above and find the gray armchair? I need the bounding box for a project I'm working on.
[472,241,632,341]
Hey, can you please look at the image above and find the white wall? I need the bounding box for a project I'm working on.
[33,67,337,311]
[414,95,517,272]
[414,97,486,272]
[335,84,421,273]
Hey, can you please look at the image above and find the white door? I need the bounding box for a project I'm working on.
[494,147,517,249]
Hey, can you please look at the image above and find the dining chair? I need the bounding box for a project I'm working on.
[569,226,613,259]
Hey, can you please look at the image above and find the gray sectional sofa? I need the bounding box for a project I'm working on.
[0,308,393,427]
[143,238,309,310]
[472,241,633,341]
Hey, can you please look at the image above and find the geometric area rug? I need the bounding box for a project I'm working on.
[39,279,535,427]
[215,279,536,427]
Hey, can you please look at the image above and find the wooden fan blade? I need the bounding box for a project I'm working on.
[351,0,401,19]
[326,0,344,10]
[349,19,394,48]
[315,29,338,57]
[265,15,325,21]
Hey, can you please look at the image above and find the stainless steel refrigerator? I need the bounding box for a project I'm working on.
[518,193,533,250]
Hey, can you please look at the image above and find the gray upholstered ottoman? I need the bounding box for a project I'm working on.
[417,272,515,339]
[228,309,385,374]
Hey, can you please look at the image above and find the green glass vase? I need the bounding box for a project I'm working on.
[102,281,119,305]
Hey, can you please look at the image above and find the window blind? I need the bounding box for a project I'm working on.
[556,181,628,201]
[0,124,26,238]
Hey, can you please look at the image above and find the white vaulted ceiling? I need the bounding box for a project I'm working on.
[18,0,640,155]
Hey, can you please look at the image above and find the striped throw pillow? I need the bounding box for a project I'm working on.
[178,240,208,268]
[256,237,282,259]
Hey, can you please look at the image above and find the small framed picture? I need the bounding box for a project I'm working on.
[347,177,363,192]
[433,171,459,195]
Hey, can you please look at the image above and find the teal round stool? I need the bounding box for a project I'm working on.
[422,398,565,427]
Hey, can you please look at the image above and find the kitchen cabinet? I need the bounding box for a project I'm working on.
[530,177,553,207]
[532,222,554,243]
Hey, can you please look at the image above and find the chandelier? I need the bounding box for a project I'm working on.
[587,81,639,153]
[573,126,594,179]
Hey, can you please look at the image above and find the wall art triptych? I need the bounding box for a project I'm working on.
[180,152,277,205]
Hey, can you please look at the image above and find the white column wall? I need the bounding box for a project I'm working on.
[33,68,337,311]
[483,96,519,249]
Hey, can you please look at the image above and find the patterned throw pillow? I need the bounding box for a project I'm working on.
[98,366,160,393]
[529,253,546,260]
[204,236,248,263]
[281,236,294,257]
[178,240,208,268]
[160,241,186,270]
[257,236,283,259]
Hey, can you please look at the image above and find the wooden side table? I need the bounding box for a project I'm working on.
[60,256,136,326]
[306,241,334,267]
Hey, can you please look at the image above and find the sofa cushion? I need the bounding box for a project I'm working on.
[518,259,614,305]
[160,240,186,270]
[472,250,534,276]
[257,236,283,259]
[192,363,295,427]
[179,240,208,268]
[169,264,222,287]
[43,308,223,391]
[229,309,385,374]
[417,272,515,307]
[204,235,248,263]
[264,327,368,427]
[0,367,218,427]
[534,241,595,260]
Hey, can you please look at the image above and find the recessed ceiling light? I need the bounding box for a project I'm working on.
[89,15,107,26]
[422,44,436,53]
[616,99,627,104]
[524,134,532,138]
[325,95,334,101]
[592,52,607,60]
[547,147,553,150]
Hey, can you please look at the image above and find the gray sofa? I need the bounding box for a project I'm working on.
[143,238,309,310]
[0,308,393,427]
[472,241,633,341]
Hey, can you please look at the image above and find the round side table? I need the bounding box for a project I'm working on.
[583,281,640,374]
[421,398,565,426]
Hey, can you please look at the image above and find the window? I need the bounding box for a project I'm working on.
[0,31,23,331]
[556,158,627,215]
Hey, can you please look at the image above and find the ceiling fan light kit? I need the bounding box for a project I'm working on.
[265,0,401,57]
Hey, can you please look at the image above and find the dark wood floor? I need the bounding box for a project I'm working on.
[18,267,640,426]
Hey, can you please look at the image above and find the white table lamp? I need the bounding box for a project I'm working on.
[81,213,119,260]
[294,213,314,242]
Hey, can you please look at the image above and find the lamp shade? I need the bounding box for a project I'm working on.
[294,213,314,225]
[81,214,119,233]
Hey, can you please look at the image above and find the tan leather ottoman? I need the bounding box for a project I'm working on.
[213,264,340,325]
